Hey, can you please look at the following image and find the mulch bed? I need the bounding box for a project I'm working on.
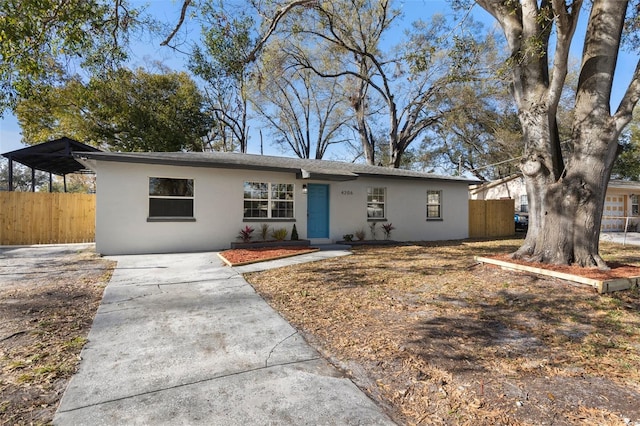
[491,253,640,280]
[218,246,320,266]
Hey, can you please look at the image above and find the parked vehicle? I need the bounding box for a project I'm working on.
[515,213,529,230]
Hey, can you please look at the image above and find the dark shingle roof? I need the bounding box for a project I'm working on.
[75,151,478,183]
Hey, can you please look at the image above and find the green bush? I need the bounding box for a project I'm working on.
[271,227,288,241]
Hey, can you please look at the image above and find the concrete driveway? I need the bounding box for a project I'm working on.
[600,231,640,246]
[54,249,395,425]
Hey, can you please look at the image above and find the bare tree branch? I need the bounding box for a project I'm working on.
[548,0,583,111]
[245,0,317,62]
[614,59,640,132]
[161,0,192,46]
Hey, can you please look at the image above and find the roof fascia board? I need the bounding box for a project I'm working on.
[296,171,359,182]
[74,153,301,174]
[469,174,521,195]
[356,172,478,184]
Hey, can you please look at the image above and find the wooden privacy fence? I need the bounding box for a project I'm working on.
[469,199,515,238]
[0,192,95,245]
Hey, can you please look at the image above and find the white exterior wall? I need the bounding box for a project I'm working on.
[92,161,470,255]
[325,178,469,242]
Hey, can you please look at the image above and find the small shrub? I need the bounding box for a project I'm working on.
[291,224,299,240]
[369,222,378,240]
[355,228,366,241]
[63,336,87,350]
[342,233,354,242]
[237,225,255,243]
[271,227,288,241]
[382,222,395,240]
[259,223,270,241]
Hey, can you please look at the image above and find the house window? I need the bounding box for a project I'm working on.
[148,177,194,219]
[243,182,294,219]
[520,195,529,213]
[367,187,386,219]
[426,190,442,220]
[632,195,639,216]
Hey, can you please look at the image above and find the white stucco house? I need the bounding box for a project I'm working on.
[75,151,477,255]
[469,174,640,231]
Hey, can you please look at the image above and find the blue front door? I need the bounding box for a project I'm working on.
[307,184,329,238]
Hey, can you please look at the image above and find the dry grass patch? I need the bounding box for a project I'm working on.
[0,248,115,425]
[246,238,640,425]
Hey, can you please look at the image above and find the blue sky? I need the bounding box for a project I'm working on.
[0,0,637,156]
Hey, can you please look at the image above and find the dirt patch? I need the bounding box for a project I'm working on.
[246,239,640,425]
[0,245,115,425]
[218,246,319,266]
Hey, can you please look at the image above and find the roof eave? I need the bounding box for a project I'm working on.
[74,152,479,184]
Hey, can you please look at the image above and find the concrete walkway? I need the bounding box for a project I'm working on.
[54,248,395,425]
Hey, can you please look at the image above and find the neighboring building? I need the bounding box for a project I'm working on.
[603,180,640,231]
[469,175,640,231]
[469,175,528,210]
[76,151,476,255]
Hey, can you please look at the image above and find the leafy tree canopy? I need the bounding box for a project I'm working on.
[15,68,213,152]
[612,112,640,181]
[0,0,146,116]
[188,2,256,152]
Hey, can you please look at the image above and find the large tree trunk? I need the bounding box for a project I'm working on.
[352,98,375,165]
[478,0,638,268]
[530,0,628,267]
[530,127,619,267]
[513,109,560,259]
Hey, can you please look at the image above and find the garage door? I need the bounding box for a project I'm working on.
[602,195,625,231]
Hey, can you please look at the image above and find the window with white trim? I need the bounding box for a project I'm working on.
[426,190,442,220]
[520,195,529,213]
[367,187,386,219]
[148,177,194,219]
[243,182,294,219]
[632,194,639,216]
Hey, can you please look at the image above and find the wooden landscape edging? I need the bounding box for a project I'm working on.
[475,256,639,294]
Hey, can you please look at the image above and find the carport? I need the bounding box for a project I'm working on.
[2,137,101,192]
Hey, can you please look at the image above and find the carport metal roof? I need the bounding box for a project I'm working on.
[2,137,101,191]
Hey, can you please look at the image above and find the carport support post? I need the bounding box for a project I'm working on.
[31,168,35,192]
[63,174,67,193]
[49,172,53,192]
[8,158,13,191]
